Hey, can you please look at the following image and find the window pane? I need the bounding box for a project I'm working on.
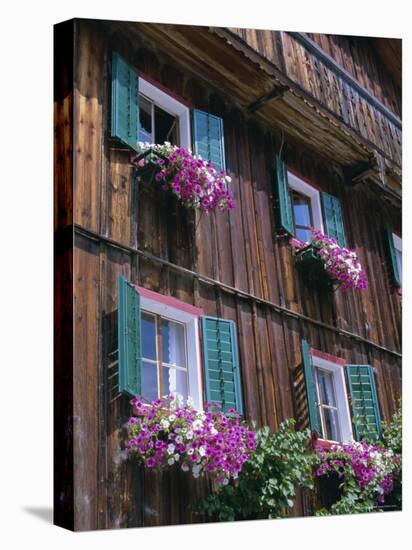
[322,407,341,441]
[317,369,336,406]
[396,248,402,280]
[141,312,156,360]
[154,105,179,145]
[163,366,188,401]
[139,95,153,143]
[161,319,186,367]
[296,227,312,243]
[292,192,312,227]
[142,361,158,401]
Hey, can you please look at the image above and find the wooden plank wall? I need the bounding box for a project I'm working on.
[70,20,401,530]
[306,34,401,117]
[229,28,402,168]
[54,20,74,531]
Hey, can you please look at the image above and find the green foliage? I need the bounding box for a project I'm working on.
[199,419,316,522]
[381,401,402,508]
[382,400,402,454]
[315,401,402,516]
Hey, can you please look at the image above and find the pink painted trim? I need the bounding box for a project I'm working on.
[311,347,346,366]
[286,165,323,191]
[289,237,305,249]
[139,71,193,109]
[136,286,204,317]
[315,438,341,451]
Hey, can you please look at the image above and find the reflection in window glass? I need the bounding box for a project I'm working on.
[395,248,402,280]
[141,312,156,361]
[140,310,188,402]
[142,361,158,401]
[291,191,313,243]
[163,366,188,401]
[316,367,341,442]
[139,95,153,143]
[161,319,186,368]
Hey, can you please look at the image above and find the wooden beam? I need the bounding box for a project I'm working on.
[74,223,402,360]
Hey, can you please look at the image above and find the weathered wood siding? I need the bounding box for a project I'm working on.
[55,19,402,530]
[306,33,401,117]
[229,28,402,168]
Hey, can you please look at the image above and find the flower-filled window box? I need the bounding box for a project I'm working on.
[130,142,235,214]
[126,395,256,486]
[292,230,368,291]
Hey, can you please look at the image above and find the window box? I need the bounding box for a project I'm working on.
[132,147,168,183]
[295,244,337,290]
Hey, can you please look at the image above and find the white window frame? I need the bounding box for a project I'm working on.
[140,295,203,410]
[392,232,402,280]
[287,171,324,237]
[139,78,191,149]
[312,355,353,443]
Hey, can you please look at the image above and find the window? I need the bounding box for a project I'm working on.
[291,190,314,243]
[117,278,244,414]
[312,354,353,443]
[274,158,347,246]
[392,233,402,281]
[138,78,191,149]
[139,290,203,409]
[315,367,341,441]
[287,171,323,242]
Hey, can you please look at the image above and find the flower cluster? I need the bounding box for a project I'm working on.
[126,395,256,486]
[293,229,368,290]
[130,142,235,214]
[315,440,401,507]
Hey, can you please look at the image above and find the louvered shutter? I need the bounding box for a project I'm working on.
[345,365,382,440]
[111,52,140,152]
[301,339,322,434]
[384,225,401,287]
[192,109,226,172]
[201,316,243,414]
[321,192,347,247]
[118,276,141,395]
[274,156,294,235]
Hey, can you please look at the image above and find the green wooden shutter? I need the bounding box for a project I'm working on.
[384,225,401,287]
[345,365,382,441]
[274,156,294,235]
[301,339,321,434]
[321,192,347,247]
[111,52,140,152]
[192,109,226,171]
[118,276,141,395]
[201,316,243,414]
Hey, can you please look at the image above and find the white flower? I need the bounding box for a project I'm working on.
[175,435,183,444]
[192,471,200,479]
[222,478,229,486]
[160,419,170,429]
[167,443,175,455]
[168,458,175,466]
[186,430,194,440]
[187,448,194,456]
[198,446,206,457]
[181,462,189,472]
[168,414,176,422]
[174,453,180,461]
[186,396,194,407]
[192,419,204,430]
[210,427,218,436]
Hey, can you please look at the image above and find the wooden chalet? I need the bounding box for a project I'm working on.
[54,18,402,530]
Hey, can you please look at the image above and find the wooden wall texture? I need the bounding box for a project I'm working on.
[229,28,402,168]
[54,19,402,531]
